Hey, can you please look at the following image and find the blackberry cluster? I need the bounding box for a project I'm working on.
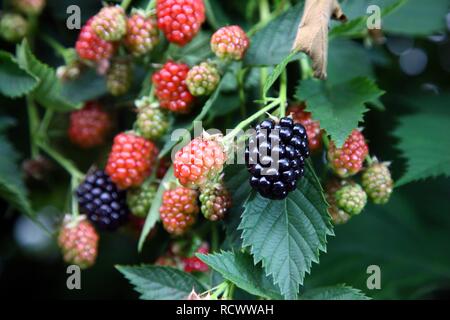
[76,170,129,230]
[245,117,309,200]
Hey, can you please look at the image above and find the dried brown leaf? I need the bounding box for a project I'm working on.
[291,0,347,79]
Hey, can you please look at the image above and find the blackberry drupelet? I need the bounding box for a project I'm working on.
[77,170,129,230]
[245,117,310,200]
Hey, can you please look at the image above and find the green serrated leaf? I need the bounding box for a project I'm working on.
[198,250,283,299]
[223,165,252,248]
[138,167,174,252]
[15,41,79,111]
[394,113,450,186]
[244,2,303,66]
[0,133,33,216]
[296,77,384,148]
[299,285,370,300]
[116,265,206,300]
[239,162,333,299]
[382,0,449,36]
[0,50,38,98]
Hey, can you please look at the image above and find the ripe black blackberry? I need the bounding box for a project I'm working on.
[245,117,309,200]
[76,170,129,230]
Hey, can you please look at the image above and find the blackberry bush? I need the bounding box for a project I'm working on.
[3,0,448,302]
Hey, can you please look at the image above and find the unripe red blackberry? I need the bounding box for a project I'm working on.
[12,0,46,16]
[68,101,111,148]
[199,182,231,221]
[0,13,28,43]
[186,62,220,96]
[91,5,126,41]
[174,135,227,188]
[124,11,160,56]
[152,61,194,113]
[127,183,157,218]
[160,186,199,235]
[325,179,351,225]
[106,132,159,189]
[362,160,393,204]
[135,96,169,140]
[327,129,369,178]
[335,183,367,215]
[211,25,249,60]
[75,18,116,62]
[287,103,323,153]
[182,243,209,273]
[156,0,205,46]
[106,59,132,96]
[58,215,99,269]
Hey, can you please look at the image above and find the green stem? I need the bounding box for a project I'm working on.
[38,141,84,180]
[223,98,280,143]
[279,70,287,117]
[237,68,247,118]
[365,155,374,165]
[40,34,72,62]
[121,0,133,10]
[300,54,314,80]
[145,0,156,12]
[71,176,80,218]
[211,223,219,252]
[27,96,39,158]
[259,0,271,23]
[39,109,54,136]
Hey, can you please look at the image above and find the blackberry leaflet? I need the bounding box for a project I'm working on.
[77,170,129,230]
[245,117,310,200]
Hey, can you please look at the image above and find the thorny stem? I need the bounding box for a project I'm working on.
[300,55,314,80]
[223,98,281,143]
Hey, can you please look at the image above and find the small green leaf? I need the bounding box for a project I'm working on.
[198,250,283,299]
[394,113,450,186]
[116,265,206,300]
[296,77,384,148]
[263,51,299,98]
[0,133,33,216]
[239,162,333,299]
[299,285,370,300]
[0,50,38,98]
[244,2,303,66]
[15,41,79,111]
[138,167,174,252]
[223,165,252,247]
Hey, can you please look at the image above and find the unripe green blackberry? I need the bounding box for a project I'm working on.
[0,13,28,42]
[91,5,126,41]
[106,59,132,96]
[124,11,160,56]
[325,179,351,225]
[335,183,367,216]
[12,0,46,16]
[135,96,169,140]
[362,160,393,204]
[186,62,220,96]
[127,183,157,218]
[199,182,231,221]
